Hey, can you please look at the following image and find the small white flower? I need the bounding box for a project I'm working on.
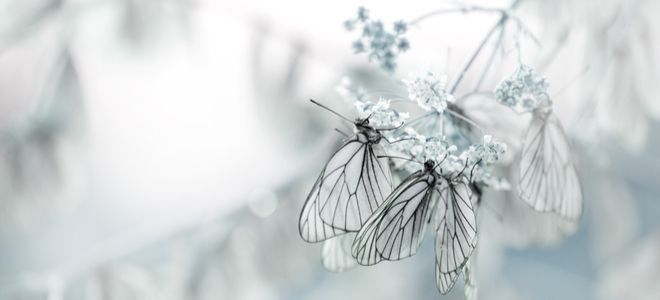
[354,98,409,127]
[345,7,409,72]
[495,65,551,113]
[423,137,452,161]
[465,135,507,165]
[403,72,455,112]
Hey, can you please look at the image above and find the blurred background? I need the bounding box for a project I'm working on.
[0,0,659,299]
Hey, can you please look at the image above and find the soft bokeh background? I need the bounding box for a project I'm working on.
[0,0,658,299]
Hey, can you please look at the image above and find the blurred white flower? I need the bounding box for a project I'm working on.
[403,72,454,112]
[495,65,551,114]
[344,7,409,72]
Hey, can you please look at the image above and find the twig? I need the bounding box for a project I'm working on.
[449,0,524,94]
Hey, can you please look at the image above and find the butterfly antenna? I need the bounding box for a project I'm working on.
[387,137,418,144]
[432,154,449,173]
[334,128,350,137]
[377,155,423,165]
[310,99,353,124]
[378,121,406,131]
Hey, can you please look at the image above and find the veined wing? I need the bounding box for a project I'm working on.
[519,112,582,219]
[436,266,461,295]
[352,171,436,266]
[321,233,358,272]
[435,180,477,294]
[299,174,346,242]
[317,136,393,231]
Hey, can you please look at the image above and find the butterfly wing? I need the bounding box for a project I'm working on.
[352,171,436,265]
[321,233,358,272]
[436,267,461,295]
[435,180,477,294]
[299,174,346,242]
[317,136,393,231]
[519,112,583,219]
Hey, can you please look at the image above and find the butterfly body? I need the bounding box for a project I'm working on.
[354,118,382,144]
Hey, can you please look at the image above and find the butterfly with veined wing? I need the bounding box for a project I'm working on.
[298,100,397,271]
[495,65,584,220]
[518,108,583,220]
[351,159,478,294]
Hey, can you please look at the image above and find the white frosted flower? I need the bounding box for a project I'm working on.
[495,65,551,113]
[383,127,427,172]
[470,167,511,190]
[439,154,466,176]
[354,98,409,127]
[423,137,457,162]
[403,72,455,112]
[482,135,508,164]
[466,135,508,165]
[344,7,409,72]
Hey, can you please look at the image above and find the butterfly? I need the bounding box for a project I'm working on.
[351,159,478,294]
[518,110,583,220]
[299,100,394,244]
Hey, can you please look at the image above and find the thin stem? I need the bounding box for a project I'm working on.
[469,158,482,182]
[440,112,446,138]
[409,5,506,25]
[446,108,486,135]
[474,25,505,91]
[406,111,436,126]
[449,15,508,94]
[449,0,524,94]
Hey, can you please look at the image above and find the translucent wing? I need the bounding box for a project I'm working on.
[321,233,357,272]
[351,171,436,266]
[464,256,478,300]
[519,112,583,219]
[436,266,461,294]
[317,136,393,231]
[435,180,477,294]
[299,174,346,242]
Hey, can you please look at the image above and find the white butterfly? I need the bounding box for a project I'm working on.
[352,160,478,294]
[299,117,394,242]
[518,110,583,220]
[299,101,395,271]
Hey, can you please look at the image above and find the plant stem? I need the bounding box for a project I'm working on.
[409,6,504,25]
[449,0,523,94]
[474,26,505,91]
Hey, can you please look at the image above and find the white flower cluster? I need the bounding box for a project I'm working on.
[495,65,551,113]
[336,77,409,127]
[354,98,409,127]
[423,137,457,161]
[336,77,508,187]
[403,72,455,113]
[344,7,409,72]
[466,135,508,165]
